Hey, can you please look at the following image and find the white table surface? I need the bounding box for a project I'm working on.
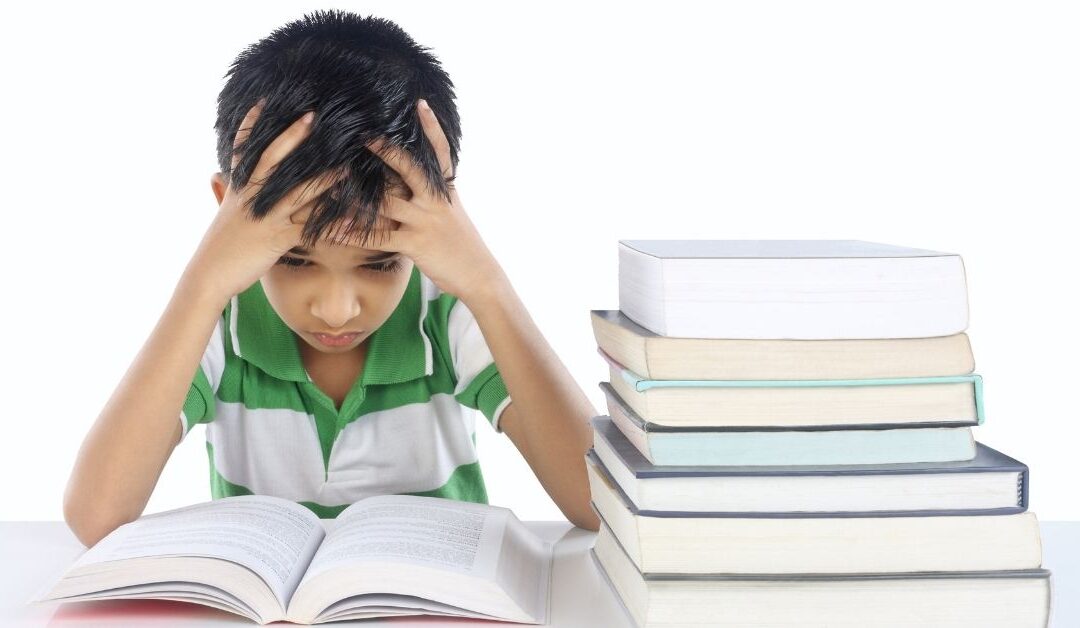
[2,520,1076,627]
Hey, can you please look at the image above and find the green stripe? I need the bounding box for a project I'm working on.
[455,361,510,425]
[182,365,214,430]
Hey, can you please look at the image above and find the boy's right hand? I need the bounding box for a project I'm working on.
[184,99,344,303]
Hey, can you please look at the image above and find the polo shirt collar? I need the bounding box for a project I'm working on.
[227,265,434,386]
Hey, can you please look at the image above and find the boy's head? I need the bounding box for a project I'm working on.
[211,10,461,356]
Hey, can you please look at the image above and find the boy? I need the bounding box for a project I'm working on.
[63,10,600,548]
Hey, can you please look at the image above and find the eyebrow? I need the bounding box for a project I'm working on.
[287,247,398,262]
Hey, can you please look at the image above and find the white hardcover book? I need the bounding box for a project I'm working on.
[618,240,969,339]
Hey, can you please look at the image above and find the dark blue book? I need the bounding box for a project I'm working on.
[585,451,1044,575]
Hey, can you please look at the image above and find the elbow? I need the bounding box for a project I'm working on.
[569,504,601,532]
[63,488,129,549]
[64,507,112,549]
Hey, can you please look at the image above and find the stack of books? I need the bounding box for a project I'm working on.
[586,240,1052,627]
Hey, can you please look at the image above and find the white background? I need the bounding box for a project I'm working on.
[2,1,1077,522]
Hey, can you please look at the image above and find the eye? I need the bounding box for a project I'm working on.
[365,258,403,273]
[276,256,309,271]
[276,256,403,274]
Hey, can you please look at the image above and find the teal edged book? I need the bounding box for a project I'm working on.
[599,346,985,430]
[601,382,977,466]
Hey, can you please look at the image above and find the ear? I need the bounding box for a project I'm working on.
[210,172,228,206]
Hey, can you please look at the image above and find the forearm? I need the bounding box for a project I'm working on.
[63,268,229,547]
[462,272,600,530]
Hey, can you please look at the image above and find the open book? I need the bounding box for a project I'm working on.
[28,494,554,624]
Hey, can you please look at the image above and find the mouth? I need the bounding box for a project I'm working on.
[312,332,362,347]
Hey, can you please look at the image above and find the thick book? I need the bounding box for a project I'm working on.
[601,382,977,466]
[590,416,1028,515]
[618,239,970,339]
[591,309,976,380]
[585,452,1044,574]
[591,519,1052,628]
[28,494,553,625]
[600,347,984,430]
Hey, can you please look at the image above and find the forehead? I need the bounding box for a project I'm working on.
[289,241,396,259]
[292,214,400,257]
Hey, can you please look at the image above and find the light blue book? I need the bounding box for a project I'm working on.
[601,382,977,466]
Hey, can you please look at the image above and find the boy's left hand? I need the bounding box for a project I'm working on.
[357,99,507,305]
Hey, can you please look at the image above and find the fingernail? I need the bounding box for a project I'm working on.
[302,111,315,124]
[419,99,431,112]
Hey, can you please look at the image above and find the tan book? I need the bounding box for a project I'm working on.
[591,309,975,380]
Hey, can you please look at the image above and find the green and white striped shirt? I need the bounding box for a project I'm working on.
[178,265,513,518]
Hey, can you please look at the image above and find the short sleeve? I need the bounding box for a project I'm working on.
[178,316,227,443]
[447,299,513,433]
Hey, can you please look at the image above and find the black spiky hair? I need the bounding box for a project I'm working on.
[214,9,461,249]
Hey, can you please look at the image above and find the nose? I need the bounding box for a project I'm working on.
[309,276,361,331]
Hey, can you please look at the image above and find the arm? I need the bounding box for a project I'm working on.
[356,99,600,530]
[462,276,601,531]
[63,269,228,548]
[64,101,334,548]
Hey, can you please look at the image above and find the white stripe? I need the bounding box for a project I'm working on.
[446,299,497,396]
[205,393,478,504]
[229,294,242,359]
[418,282,434,377]
[491,398,513,433]
[201,317,227,392]
[418,273,446,377]
[178,317,227,443]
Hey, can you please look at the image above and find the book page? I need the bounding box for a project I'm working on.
[69,495,325,611]
[319,593,500,622]
[299,495,507,585]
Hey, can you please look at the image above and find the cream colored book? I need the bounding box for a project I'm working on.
[591,309,976,380]
[28,494,553,625]
[592,520,1052,628]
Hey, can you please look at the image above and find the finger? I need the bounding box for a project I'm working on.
[365,136,432,203]
[375,194,424,226]
[362,226,408,254]
[249,110,316,190]
[282,167,349,224]
[331,212,407,250]
[417,99,454,181]
[230,98,266,172]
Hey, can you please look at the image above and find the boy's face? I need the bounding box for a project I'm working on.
[210,166,415,358]
[260,223,415,357]
[253,172,415,358]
